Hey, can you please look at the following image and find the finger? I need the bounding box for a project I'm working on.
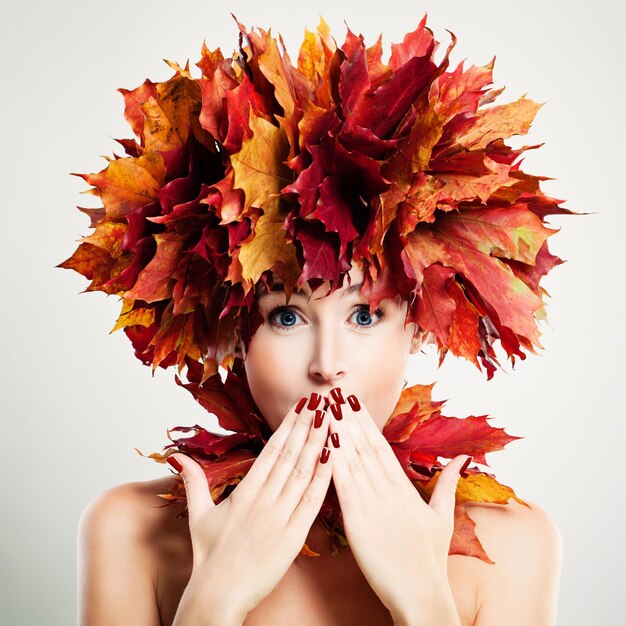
[235,395,309,497]
[428,455,471,524]
[276,407,332,511]
[343,392,409,488]
[331,393,395,495]
[328,401,377,501]
[288,444,334,533]
[166,453,213,525]
[262,394,325,501]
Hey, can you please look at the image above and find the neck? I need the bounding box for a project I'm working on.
[299,517,355,561]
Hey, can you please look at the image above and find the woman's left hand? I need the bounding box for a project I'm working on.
[325,388,467,626]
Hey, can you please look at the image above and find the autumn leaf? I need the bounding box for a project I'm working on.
[60,15,576,381]
[142,371,521,563]
[57,242,117,293]
[110,298,155,332]
[231,110,292,214]
[232,111,299,284]
[125,232,186,303]
[458,96,543,150]
[78,152,165,219]
[416,264,457,345]
[140,75,202,153]
[59,18,577,566]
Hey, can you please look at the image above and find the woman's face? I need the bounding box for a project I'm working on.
[241,266,423,432]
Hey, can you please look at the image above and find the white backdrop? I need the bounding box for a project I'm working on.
[1,0,624,623]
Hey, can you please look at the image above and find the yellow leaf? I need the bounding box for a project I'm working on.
[258,35,295,120]
[79,220,127,257]
[231,111,299,283]
[110,298,155,333]
[142,75,202,153]
[423,471,530,508]
[231,111,291,213]
[297,16,334,81]
[459,97,543,150]
[81,152,165,219]
[238,208,299,284]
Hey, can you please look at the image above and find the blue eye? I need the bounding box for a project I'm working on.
[348,305,383,327]
[268,305,384,332]
[271,308,300,328]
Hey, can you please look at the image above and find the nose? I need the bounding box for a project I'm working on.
[308,323,347,387]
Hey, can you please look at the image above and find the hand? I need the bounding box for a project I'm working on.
[326,388,466,626]
[167,393,334,622]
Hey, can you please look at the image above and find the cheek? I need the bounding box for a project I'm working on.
[243,317,413,432]
[243,330,301,431]
[353,329,412,430]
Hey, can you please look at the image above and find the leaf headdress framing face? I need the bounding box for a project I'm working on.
[60,15,580,560]
[59,14,578,384]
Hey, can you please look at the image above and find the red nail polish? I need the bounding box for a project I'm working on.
[459,456,472,476]
[330,403,343,420]
[295,397,308,414]
[347,394,361,411]
[320,447,330,464]
[331,433,340,448]
[308,393,322,410]
[166,457,183,473]
[330,387,345,404]
[314,409,325,428]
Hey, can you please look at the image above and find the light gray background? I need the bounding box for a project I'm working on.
[2,0,624,623]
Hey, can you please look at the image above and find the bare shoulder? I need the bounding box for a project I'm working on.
[463,498,563,625]
[465,497,563,560]
[77,475,190,626]
[79,475,184,546]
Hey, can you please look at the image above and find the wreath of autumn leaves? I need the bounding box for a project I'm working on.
[58,15,573,384]
[59,16,575,560]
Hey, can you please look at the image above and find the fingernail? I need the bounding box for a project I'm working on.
[459,456,472,476]
[166,456,183,473]
[330,387,345,404]
[347,394,361,411]
[330,403,343,420]
[331,433,340,448]
[314,409,325,428]
[295,396,308,414]
[308,393,322,410]
[320,447,330,464]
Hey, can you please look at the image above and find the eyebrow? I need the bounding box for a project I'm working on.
[259,281,364,299]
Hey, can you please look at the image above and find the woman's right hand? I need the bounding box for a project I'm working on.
[167,393,334,623]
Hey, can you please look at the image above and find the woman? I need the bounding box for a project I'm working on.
[67,16,566,625]
[77,265,562,625]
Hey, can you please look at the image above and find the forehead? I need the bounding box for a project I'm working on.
[256,279,364,301]
[256,266,366,301]
[253,271,409,319]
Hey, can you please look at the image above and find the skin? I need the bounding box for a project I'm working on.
[238,265,466,624]
[77,265,562,626]
[241,265,425,433]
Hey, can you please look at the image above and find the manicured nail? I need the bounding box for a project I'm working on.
[320,447,330,464]
[347,394,361,411]
[166,456,183,473]
[330,403,343,420]
[459,456,472,476]
[295,397,308,414]
[313,409,325,428]
[330,433,340,448]
[330,387,345,404]
[308,393,322,410]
